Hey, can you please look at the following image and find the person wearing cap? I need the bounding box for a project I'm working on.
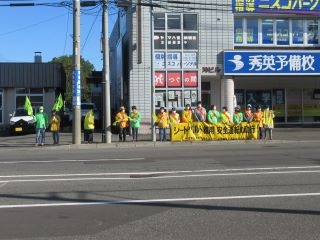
[233,105,243,124]
[50,110,61,144]
[181,104,193,124]
[244,104,254,123]
[207,104,220,124]
[194,101,206,122]
[129,106,141,142]
[253,105,264,139]
[263,106,275,140]
[34,106,49,146]
[115,106,129,142]
[169,107,180,125]
[156,107,169,141]
[84,106,95,143]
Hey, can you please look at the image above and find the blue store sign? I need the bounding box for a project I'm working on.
[233,0,320,14]
[224,51,320,75]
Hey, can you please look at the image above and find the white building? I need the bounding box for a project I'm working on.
[110,0,320,133]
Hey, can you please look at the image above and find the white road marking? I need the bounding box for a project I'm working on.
[0,192,319,209]
[0,170,319,183]
[0,165,319,178]
[0,158,145,164]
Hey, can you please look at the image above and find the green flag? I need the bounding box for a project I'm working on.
[24,96,33,116]
[52,93,63,111]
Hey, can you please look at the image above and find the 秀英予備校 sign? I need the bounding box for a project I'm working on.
[224,51,320,75]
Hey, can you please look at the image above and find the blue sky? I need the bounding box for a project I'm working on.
[0,0,118,70]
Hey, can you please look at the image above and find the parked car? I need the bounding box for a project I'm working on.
[9,108,36,135]
[69,103,100,127]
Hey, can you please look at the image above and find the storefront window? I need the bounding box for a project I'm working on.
[303,89,320,122]
[287,89,302,122]
[234,18,243,44]
[183,33,198,49]
[167,15,181,30]
[168,90,182,108]
[154,13,165,30]
[154,33,166,49]
[154,52,165,69]
[246,90,272,109]
[276,19,289,45]
[183,14,197,30]
[184,90,198,107]
[262,19,274,44]
[167,33,181,49]
[307,20,319,44]
[292,19,304,44]
[247,18,258,44]
[15,88,44,109]
[273,89,285,123]
[166,52,181,69]
[155,90,166,107]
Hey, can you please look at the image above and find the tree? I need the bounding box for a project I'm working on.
[50,55,95,106]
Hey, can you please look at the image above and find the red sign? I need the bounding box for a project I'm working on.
[183,71,198,87]
[167,72,181,87]
[155,71,166,87]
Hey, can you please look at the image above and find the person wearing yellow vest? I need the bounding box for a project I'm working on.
[220,106,231,124]
[181,104,193,124]
[156,107,169,141]
[50,110,61,144]
[84,108,95,143]
[115,106,129,142]
[194,101,206,122]
[263,106,275,140]
[169,107,180,125]
[253,105,263,139]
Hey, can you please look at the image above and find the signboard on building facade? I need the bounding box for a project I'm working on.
[200,64,222,76]
[167,72,182,87]
[232,0,320,14]
[183,71,198,87]
[224,51,320,75]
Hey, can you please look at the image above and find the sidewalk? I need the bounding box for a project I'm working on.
[0,128,319,149]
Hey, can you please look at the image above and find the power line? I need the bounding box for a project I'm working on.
[82,7,101,51]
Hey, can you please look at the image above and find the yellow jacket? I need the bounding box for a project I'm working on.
[50,115,61,131]
[84,110,95,130]
[115,111,129,128]
[181,109,193,123]
[253,111,263,128]
[263,110,275,128]
[169,112,180,124]
[157,112,169,128]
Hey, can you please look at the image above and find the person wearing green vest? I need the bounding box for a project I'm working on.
[233,105,244,124]
[207,104,220,123]
[84,108,95,143]
[129,106,141,142]
[34,106,49,146]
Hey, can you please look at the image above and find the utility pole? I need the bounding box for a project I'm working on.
[101,0,112,143]
[72,0,81,144]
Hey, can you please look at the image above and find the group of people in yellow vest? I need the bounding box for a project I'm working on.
[154,101,275,141]
[114,106,142,142]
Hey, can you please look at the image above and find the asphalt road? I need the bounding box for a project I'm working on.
[0,140,319,239]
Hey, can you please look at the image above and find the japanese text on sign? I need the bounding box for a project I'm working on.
[170,122,258,141]
[224,51,320,75]
[233,0,320,14]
